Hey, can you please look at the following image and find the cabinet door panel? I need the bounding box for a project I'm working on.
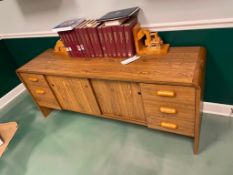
[91,80,145,123]
[47,76,100,115]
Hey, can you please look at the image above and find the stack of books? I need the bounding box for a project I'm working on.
[52,7,140,58]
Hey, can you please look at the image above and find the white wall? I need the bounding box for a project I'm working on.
[0,0,233,35]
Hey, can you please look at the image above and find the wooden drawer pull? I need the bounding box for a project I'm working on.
[28,77,38,82]
[160,122,178,129]
[35,89,45,94]
[156,90,175,97]
[160,107,177,114]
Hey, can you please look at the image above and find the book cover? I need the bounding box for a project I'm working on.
[79,21,91,57]
[124,17,137,57]
[75,21,87,57]
[97,7,139,22]
[58,31,71,56]
[97,25,108,57]
[52,18,84,32]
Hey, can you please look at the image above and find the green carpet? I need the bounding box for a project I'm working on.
[0,91,232,175]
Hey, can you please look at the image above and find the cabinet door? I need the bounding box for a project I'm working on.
[91,80,145,123]
[47,76,100,115]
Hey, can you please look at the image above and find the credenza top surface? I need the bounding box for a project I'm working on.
[17,47,205,86]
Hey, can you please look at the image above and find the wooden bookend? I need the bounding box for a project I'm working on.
[0,122,18,157]
[133,24,169,56]
[54,39,69,57]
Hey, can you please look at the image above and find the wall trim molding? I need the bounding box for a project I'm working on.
[1,83,233,117]
[0,83,26,110]
[0,18,233,39]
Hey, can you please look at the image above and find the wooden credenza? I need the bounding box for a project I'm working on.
[17,47,206,154]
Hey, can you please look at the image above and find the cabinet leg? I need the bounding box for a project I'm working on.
[39,106,53,117]
[193,135,199,154]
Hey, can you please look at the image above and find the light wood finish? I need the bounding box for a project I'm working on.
[17,47,202,86]
[28,85,61,109]
[0,122,18,157]
[156,90,175,97]
[91,80,146,123]
[16,47,206,154]
[20,73,49,87]
[147,116,194,136]
[140,84,195,105]
[47,76,100,115]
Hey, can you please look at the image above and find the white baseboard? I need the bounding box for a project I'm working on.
[1,83,233,117]
[0,83,26,110]
[1,18,233,39]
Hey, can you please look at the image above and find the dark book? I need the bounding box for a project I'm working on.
[58,31,71,56]
[97,24,108,57]
[97,7,139,22]
[83,20,95,57]
[123,17,137,57]
[74,23,85,57]
[52,18,84,32]
[75,21,87,57]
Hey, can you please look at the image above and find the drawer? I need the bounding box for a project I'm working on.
[20,73,49,87]
[147,116,194,137]
[140,84,195,105]
[26,85,61,110]
[143,101,195,122]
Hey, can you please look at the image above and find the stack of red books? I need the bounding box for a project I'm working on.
[53,7,139,58]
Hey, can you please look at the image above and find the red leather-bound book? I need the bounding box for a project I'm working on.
[66,31,75,57]
[102,25,112,57]
[79,21,91,57]
[97,24,107,57]
[112,26,121,57]
[123,17,137,57]
[107,26,117,57]
[73,25,84,57]
[91,22,103,57]
[58,31,71,56]
[87,21,98,57]
[83,20,95,57]
[118,25,127,57]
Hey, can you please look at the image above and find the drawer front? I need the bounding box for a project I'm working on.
[140,83,196,136]
[143,101,195,122]
[28,85,61,109]
[20,73,49,87]
[140,84,195,105]
[147,116,194,137]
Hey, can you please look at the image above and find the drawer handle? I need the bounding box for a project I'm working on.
[28,77,38,82]
[160,122,178,129]
[156,90,175,97]
[35,89,45,94]
[160,107,177,114]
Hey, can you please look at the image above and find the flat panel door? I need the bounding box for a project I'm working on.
[91,80,145,123]
[47,76,100,115]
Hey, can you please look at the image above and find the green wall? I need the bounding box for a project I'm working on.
[1,28,233,105]
[0,40,20,97]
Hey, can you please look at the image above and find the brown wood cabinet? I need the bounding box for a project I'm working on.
[17,47,206,154]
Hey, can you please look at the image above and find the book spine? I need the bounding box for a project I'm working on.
[107,27,116,57]
[118,26,127,57]
[97,27,107,57]
[87,27,98,57]
[80,27,90,57]
[58,31,70,55]
[73,29,83,57]
[112,26,121,57]
[66,31,74,57]
[103,26,112,57]
[93,28,103,57]
[84,27,95,57]
[124,23,137,57]
[74,29,84,57]
[70,30,79,57]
